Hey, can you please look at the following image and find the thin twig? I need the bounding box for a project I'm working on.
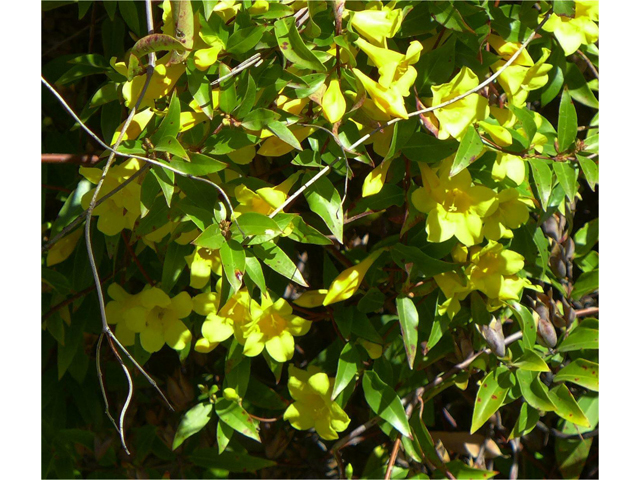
[42,153,101,165]
[575,49,599,80]
[576,307,598,317]
[384,436,403,480]
[210,53,263,87]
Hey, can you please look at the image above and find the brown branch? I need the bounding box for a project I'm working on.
[121,231,155,286]
[576,307,599,317]
[384,436,403,480]
[42,153,102,166]
[575,49,599,80]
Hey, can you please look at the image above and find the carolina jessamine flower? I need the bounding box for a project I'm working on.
[293,289,329,308]
[234,172,302,216]
[111,109,155,144]
[411,158,497,247]
[199,288,256,352]
[323,249,385,305]
[467,242,528,301]
[542,1,599,56]
[492,152,526,185]
[243,294,311,362]
[355,37,423,97]
[348,5,403,48]
[283,366,351,440]
[185,247,223,289]
[434,270,471,319]
[362,157,395,197]
[124,287,193,353]
[80,159,143,236]
[431,67,490,140]
[46,228,83,267]
[322,77,347,124]
[121,55,186,109]
[353,68,409,119]
[482,188,531,241]
[105,283,141,346]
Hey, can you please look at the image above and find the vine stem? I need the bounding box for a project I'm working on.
[271,12,552,218]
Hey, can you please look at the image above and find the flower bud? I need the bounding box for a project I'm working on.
[481,318,506,357]
[542,216,560,242]
[537,316,557,348]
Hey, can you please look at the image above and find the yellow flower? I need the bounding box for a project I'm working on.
[283,366,351,440]
[542,1,599,56]
[349,5,403,48]
[185,247,223,289]
[105,283,140,347]
[122,55,186,109]
[353,68,408,119]
[243,294,311,362]
[431,67,490,140]
[434,270,471,319]
[323,249,385,305]
[293,289,329,308]
[467,242,527,301]
[111,109,155,144]
[355,37,422,97]
[199,288,256,351]
[482,189,530,241]
[46,228,83,267]
[80,159,143,236]
[322,77,347,124]
[257,126,314,157]
[234,172,302,216]
[492,152,526,185]
[411,158,497,247]
[362,157,395,197]
[125,287,193,353]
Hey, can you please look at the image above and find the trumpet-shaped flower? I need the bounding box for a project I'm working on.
[481,188,531,241]
[492,152,526,185]
[323,249,385,305]
[322,77,347,124]
[124,287,193,353]
[355,38,422,97]
[243,294,311,362]
[411,159,497,247]
[431,67,490,140]
[293,289,329,308]
[199,288,256,351]
[234,172,302,216]
[80,159,142,236]
[348,6,403,48]
[353,68,408,119]
[542,1,599,56]
[105,283,141,346]
[434,270,471,319]
[185,247,223,289]
[362,157,395,197]
[467,242,527,301]
[283,366,351,440]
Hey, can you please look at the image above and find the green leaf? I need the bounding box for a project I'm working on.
[172,403,213,450]
[194,223,225,250]
[287,216,332,245]
[244,255,267,293]
[566,63,599,109]
[576,154,598,191]
[362,370,412,438]
[225,26,266,54]
[240,108,280,131]
[151,165,175,207]
[571,269,598,300]
[161,242,189,293]
[554,359,599,391]
[155,136,189,160]
[304,175,343,243]
[391,244,457,278]
[528,158,553,211]
[235,212,282,237]
[217,420,233,454]
[205,128,259,155]
[509,403,539,440]
[220,239,246,293]
[274,17,327,72]
[396,296,419,369]
[508,302,537,348]
[254,242,308,287]
[553,0,575,17]
[131,33,186,59]
[170,153,227,176]
[574,218,598,257]
[384,117,418,162]
[403,133,458,164]
[188,448,277,472]
[234,73,257,120]
[532,227,550,276]
[409,411,445,469]
[218,63,238,114]
[513,348,550,372]
[451,126,484,176]
[430,2,474,32]
[548,384,591,427]
[187,66,214,119]
[557,89,578,153]
[558,324,598,352]
[332,342,362,400]
[266,121,303,151]
[215,398,261,442]
[439,460,498,479]
[470,366,514,434]
[553,161,579,201]
[118,0,143,37]
[516,370,557,412]
[415,39,456,94]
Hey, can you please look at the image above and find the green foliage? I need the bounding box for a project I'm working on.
[42,0,599,478]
